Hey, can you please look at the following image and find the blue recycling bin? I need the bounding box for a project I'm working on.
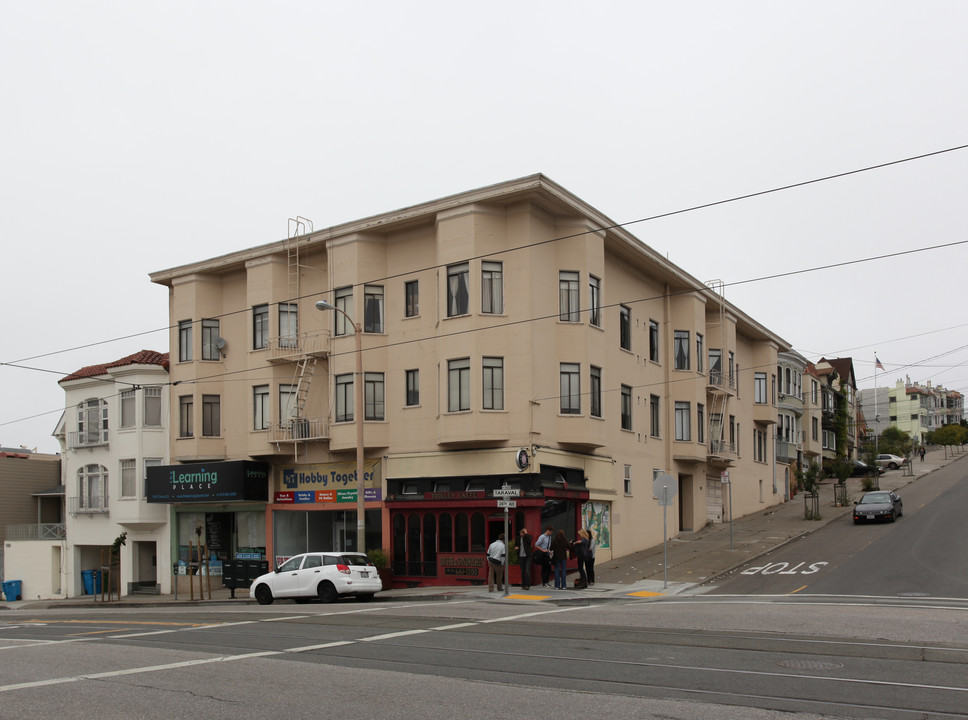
[82,570,101,595]
[2,580,22,602]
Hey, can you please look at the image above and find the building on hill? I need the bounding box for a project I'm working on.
[149,174,793,587]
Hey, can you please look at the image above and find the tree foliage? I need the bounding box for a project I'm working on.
[879,426,913,457]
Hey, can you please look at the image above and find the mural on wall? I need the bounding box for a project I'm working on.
[581,501,610,549]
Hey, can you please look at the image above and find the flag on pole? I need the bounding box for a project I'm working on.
[875,355,884,371]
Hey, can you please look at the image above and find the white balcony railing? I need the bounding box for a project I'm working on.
[265,331,330,362]
[5,523,66,540]
[67,430,109,449]
[68,496,109,515]
[268,417,329,443]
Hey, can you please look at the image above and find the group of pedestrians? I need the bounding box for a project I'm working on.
[501,525,596,591]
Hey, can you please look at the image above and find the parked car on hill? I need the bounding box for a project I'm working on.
[875,453,905,470]
[250,552,381,605]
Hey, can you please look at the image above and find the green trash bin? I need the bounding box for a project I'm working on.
[2,580,22,601]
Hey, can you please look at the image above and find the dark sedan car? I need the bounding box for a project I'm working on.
[853,491,903,524]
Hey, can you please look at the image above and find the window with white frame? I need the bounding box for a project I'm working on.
[754,372,768,404]
[589,275,601,327]
[335,374,353,422]
[279,384,296,423]
[481,262,503,314]
[253,304,269,349]
[77,398,108,445]
[253,385,269,430]
[448,358,471,412]
[624,464,632,495]
[482,357,504,410]
[621,385,632,430]
[120,390,136,428]
[144,458,161,497]
[674,330,690,370]
[78,464,107,510]
[178,320,192,362]
[447,263,469,317]
[279,302,298,347]
[334,287,353,336]
[144,386,162,427]
[365,372,385,420]
[364,285,384,333]
[559,363,580,414]
[201,319,220,360]
[120,459,137,498]
[675,401,691,441]
[559,271,580,322]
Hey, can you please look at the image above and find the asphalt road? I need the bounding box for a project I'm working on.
[2,590,967,719]
[706,456,968,599]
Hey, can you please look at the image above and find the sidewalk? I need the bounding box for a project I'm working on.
[3,449,963,610]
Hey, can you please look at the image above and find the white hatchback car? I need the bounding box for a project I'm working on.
[250,552,382,605]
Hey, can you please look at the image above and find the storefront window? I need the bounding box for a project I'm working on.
[423,515,437,563]
[439,513,453,553]
[392,515,406,567]
[470,512,485,553]
[455,512,469,552]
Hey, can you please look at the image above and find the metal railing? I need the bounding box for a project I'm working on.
[267,417,329,442]
[266,332,330,362]
[708,371,736,392]
[4,523,66,541]
[708,439,737,457]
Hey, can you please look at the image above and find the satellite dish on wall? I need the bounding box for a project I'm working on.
[216,337,227,357]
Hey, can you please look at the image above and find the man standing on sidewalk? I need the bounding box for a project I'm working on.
[534,526,554,587]
[486,533,506,592]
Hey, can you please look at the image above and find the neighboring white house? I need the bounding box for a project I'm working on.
[44,350,172,598]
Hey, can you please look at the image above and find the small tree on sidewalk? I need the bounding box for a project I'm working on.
[796,461,822,520]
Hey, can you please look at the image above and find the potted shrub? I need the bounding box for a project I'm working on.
[367,548,393,590]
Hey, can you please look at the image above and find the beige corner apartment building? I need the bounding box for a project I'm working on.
[150,175,790,587]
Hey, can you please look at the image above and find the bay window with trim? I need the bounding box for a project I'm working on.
[590,366,602,418]
[201,319,220,360]
[481,262,503,314]
[754,372,768,404]
[448,358,470,412]
[559,363,580,414]
[178,320,192,362]
[253,304,269,349]
[364,372,385,420]
[253,385,269,430]
[754,427,768,462]
[279,302,298,347]
[334,375,353,423]
[202,395,221,436]
[405,369,419,406]
[619,305,631,350]
[144,386,162,427]
[589,275,601,327]
[696,333,704,373]
[120,459,137,498]
[447,263,469,317]
[482,357,504,410]
[675,401,691,441]
[143,458,161,497]
[77,464,107,511]
[334,286,352,336]
[364,285,384,333]
[178,395,193,438]
[120,389,136,428]
[621,385,632,430]
[674,330,690,370]
[76,398,108,446]
[559,271,580,322]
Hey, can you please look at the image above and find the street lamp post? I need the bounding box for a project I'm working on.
[316,299,366,554]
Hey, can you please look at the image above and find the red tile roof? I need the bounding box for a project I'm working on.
[60,350,169,383]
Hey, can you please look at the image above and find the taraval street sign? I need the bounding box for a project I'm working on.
[493,487,521,498]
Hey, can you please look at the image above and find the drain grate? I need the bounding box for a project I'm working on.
[777,659,845,670]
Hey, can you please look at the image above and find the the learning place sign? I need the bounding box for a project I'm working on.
[146,461,269,503]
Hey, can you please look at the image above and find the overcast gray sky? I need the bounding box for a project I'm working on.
[3,1,966,453]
